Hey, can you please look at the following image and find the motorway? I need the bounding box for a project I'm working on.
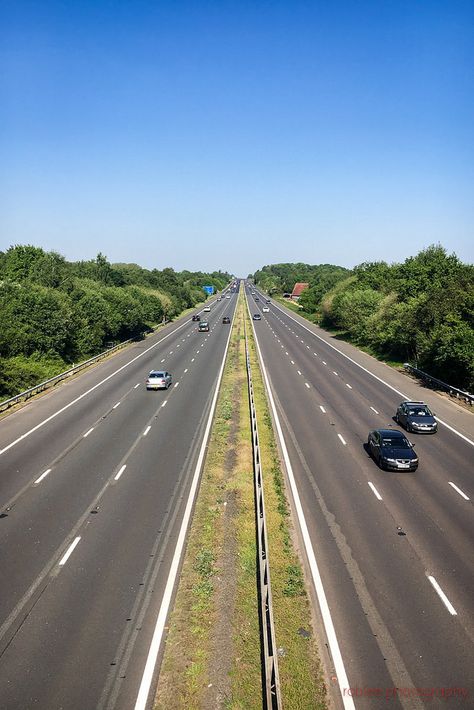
[246,284,473,709]
[0,291,237,710]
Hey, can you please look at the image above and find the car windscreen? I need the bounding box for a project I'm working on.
[382,437,409,447]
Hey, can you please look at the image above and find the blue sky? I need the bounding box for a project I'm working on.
[1,0,473,275]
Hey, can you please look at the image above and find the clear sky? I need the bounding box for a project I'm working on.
[1,0,473,276]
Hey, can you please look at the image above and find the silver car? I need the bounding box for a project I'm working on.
[146,370,172,390]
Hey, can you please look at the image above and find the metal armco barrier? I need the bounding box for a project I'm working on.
[244,319,282,710]
[404,363,473,405]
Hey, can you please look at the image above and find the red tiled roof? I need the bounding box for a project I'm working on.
[291,283,309,297]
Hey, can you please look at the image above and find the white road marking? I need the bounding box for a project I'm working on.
[370,406,379,414]
[346,383,352,389]
[448,482,470,501]
[59,537,81,566]
[270,302,474,447]
[162,401,167,407]
[191,358,195,362]
[184,368,188,373]
[134,383,140,389]
[35,468,51,484]
[322,361,327,365]
[249,319,355,710]
[114,464,127,481]
[112,401,121,409]
[306,345,310,349]
[313,352,317,356]
[338,434,347,446]
[319,406,326,413]
[291,360,295,365]
[169,351,173,354]
[143,426,151,437]
[83,427,94,438]
[428,576,457,615]
[297,370,302,375]
[368,482,382,500]
[174,382,180,388]
[161,359,165,363]
[333,371,338,376]
[134,302,236,710]
[305,383,310,389]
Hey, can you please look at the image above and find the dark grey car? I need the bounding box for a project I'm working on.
[396,401,437,433]
[368,429,418,471]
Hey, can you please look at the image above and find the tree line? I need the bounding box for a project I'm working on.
[252,245,474,391]
[0,245,230,398]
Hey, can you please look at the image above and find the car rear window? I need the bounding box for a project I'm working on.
[150,372,165,378]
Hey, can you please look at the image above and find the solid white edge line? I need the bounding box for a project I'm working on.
[0,318,192,457]
[271,301,474,447]
[370,406,379,414]
[114,464,127,481]
[134,298,236,710]
[368,482,382,500]
[34,468,51,484]
[83,427,94,438]
[427,576,457,615]
[448,482,470,501]
[58,536,81,566]
[246,296,355,710]
[143,426,151,437]
[338,434,347,446]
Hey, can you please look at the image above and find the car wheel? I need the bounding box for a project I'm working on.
[395,413,399,423]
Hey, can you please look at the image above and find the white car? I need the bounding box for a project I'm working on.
[203,306,211,312]
[262,306,269,312]
[146,371,172,390]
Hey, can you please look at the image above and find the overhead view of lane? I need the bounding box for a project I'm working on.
[246,284,474,707]
[0,293,237,710]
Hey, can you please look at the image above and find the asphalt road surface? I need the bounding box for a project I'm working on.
[246,284,473,710]
[0,291,237,710]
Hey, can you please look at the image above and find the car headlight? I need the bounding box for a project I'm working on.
[385,457,397,463]
[412,458,419,463]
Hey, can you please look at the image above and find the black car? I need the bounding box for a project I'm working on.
[192,314,200,321]
[395,401,437,434]
[198,321,210,332]
[222,316,230,324]
[253,313,261,320]
[368,429,418,471]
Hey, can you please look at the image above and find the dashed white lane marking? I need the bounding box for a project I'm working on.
[346,383,352,389]
[338,434,347,446]
[184,368,188,373]
[285,351,289,355]
[297,370,302,375]
[448,482,470,501]
[59,537,81,566]
[174,382,180,388]
[35,468,51,484]
[313,352,317,356]
[143,426,151,437]
[191,358,195,362]
[161,359,165,363]
[162,401,167,408]
[319,406,326,414]
[322,361,327,365]
[428,576,457,615]
[134,383,140,389]
[333,371,338,376]
[370,406,379,414]
[169,351,173,354]
[83,427,94,438]
[291,360,295,365]
[115,464,127,481]
[368,482,382,500]
[305,383,310,389]
[177,344,180,347]
[306,345,310,349]
[112,401,121,409]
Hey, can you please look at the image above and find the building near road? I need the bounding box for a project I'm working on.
[291,283,309,301]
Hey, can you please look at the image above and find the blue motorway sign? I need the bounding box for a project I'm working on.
[202,285,214,295]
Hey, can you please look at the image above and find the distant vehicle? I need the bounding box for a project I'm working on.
[395,401,437,433]
[222,316,231,324]
[198,321,210,332]
[262,306,269,313]
[192,314,200,321]
[203,306,211,312]
[265,299,270,303]
[146,371,172,390]
[217,296,222,301]
[226,294,231,299]
[367,429,418,471]
[255,297,259,301]
[253,313,261,321]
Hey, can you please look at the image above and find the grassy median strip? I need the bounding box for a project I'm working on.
[154,293,327,708]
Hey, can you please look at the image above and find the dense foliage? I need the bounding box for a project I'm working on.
[0,245,230,397]
[252,246,474,391]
